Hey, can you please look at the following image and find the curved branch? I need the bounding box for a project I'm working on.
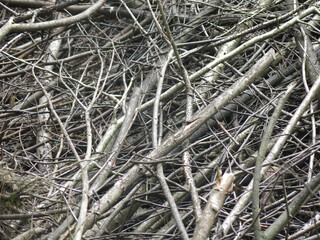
[0,0,105,41]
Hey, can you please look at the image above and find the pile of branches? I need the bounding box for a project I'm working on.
[1,0,320,239]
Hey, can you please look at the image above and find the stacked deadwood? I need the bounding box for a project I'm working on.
[0,0,320,239]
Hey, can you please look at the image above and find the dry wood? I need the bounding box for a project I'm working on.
[1,0,320,239]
